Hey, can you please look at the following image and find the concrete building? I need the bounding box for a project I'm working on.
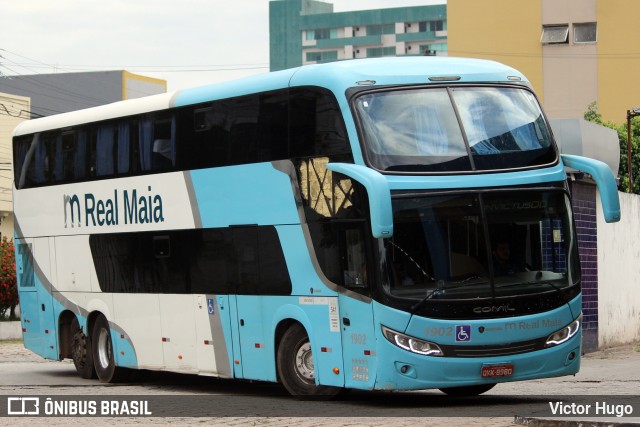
[269,0,447,71]
[447,0,640,123]
[0,92,30,239]
[0,70,166,118]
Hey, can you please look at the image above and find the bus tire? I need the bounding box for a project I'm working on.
[439,383,496,396]
[70,316,96,379]
[276,323,342,399]
[91,314,127,383]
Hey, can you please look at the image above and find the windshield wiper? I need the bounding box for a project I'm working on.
[410,276,487,313]
[495,274,571,302]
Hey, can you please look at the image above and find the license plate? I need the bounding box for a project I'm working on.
[481,364,514,378]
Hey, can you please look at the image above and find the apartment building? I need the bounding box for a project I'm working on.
[270,0,447,71]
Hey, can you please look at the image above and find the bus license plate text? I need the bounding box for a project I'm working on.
[481,364,514,378]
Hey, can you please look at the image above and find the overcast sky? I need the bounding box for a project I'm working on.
[0,0,445,92]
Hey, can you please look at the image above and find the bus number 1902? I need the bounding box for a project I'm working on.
[425,326,453,337]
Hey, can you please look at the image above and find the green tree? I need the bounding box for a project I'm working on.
[583,102,640,193]
[0,237,18,320]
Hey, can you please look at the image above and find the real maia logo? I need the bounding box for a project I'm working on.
[63,186,164,228]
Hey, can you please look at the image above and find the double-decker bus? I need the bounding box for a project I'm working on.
[12,57,620,397]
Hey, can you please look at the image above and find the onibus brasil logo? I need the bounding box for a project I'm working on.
[63,186,164,228]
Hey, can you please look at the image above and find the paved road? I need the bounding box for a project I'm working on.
[0,340,638,426]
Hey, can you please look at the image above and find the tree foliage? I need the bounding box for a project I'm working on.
[584,102,640,193]
[0,237,18,320]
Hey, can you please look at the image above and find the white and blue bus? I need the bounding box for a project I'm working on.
[12,57,620,397]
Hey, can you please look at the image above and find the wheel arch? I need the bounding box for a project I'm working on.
[271,304,314,381]
[57,309,77,359]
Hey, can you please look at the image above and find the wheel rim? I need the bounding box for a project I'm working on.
[97,327,112,369]
[294,341,315,382]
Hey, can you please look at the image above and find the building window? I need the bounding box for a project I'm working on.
[419,43,447,56]
[366,47,396,58]
[541,25,569,44]
[307,28,338,40]
[306,50,338,62]
[418,21,444,32]
[574,22,597,43]
[366,24,395,36]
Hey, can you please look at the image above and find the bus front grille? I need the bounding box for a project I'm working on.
[439,338,547,358]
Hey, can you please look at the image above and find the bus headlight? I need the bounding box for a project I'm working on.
[545,315,582,347]
[381,325,443,356]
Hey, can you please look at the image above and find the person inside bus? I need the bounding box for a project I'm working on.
[492,238,520,276]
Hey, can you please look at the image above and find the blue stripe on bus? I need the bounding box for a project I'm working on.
[188,163,300,227]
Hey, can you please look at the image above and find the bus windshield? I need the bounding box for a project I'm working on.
[354,86,557,172]
[382,190,580,302]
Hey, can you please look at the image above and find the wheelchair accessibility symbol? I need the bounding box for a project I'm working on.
[455,325,471,342]
[207,299,215,315]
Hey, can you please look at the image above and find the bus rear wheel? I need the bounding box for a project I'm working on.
[439,383,496,396]
[91,314,128,383]
[276,324,342,399]
[70,316,96,379]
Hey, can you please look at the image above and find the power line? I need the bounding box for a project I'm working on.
[1,48,269,74]
[0,102,31,119]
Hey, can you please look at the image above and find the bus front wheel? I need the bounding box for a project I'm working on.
[91,315,127,383]
[439,383,496,396]
[70,316,96,379]
[276,323,341,398]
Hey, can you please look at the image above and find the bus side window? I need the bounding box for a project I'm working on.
[42,135,56,185]
[13,135,32,189]
[25,135,43,188]
[54,132,75,183]
[138,115,175,172]
[95,124,117,177]
[116,122,131,175]
[344,227,368,288]
[74,130,88,180]
[290,87,350,159]
[152,118,175,171]
[257,91,288,162]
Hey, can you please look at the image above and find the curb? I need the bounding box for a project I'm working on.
[0,321,22,340]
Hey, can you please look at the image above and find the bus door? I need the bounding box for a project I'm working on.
[337,226,377,390]
[234,295,271,381]
[232,227,272,381]
[193,294,234,378]
[16,238,58,360]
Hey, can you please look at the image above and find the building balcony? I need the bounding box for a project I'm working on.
[396,31,447,42]
[308,35,383,49]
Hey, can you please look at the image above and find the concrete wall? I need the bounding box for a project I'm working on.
[0,322,21,340]
[597,191,640,347]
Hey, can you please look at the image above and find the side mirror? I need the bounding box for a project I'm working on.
[561,154,621,223]
[326,163,393,238]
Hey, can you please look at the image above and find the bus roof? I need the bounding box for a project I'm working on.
[14,57,528,137]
